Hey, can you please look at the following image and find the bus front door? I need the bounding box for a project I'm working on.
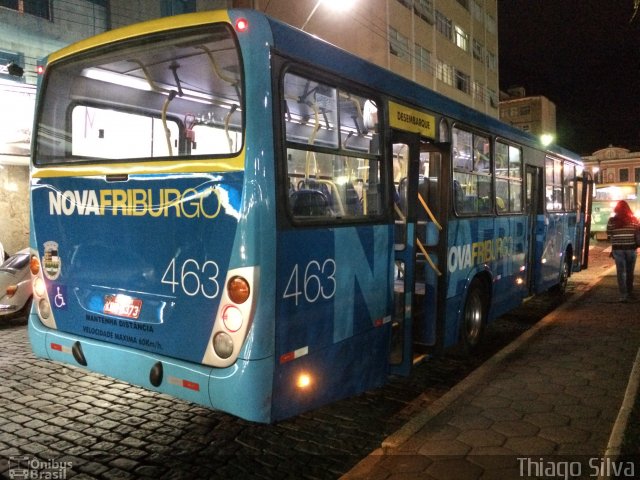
[390,131,446,375]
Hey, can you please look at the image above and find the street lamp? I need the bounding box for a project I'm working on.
[301,0,355,31]
[540,133,554,147]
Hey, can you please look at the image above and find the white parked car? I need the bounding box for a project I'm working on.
[0,248,32,320]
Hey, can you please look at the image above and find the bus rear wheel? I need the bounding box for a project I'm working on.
[461,279,486,354]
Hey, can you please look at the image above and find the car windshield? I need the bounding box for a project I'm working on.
[0,253,29,272]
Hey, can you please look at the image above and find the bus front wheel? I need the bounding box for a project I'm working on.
[461,279,487,354]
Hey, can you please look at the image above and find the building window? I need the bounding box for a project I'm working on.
[488,88,498,108]
[473,39,484,62]
[472,81,485,103]
[0,50,23,82]
[635,167,640,182]
[455,26,469,52]
[520,106,531,115]
[455,69,470,94]
[472,0,483,22]
[436,59,454,86]
[415,44,433,74]
[436,11,453,41]
[456,0,469,10]
[396,0,412,9]
[485,13,496,34]
[0,0,51,19]
[415,0,434,24]
[161,0,195,16]
[486,51,497,71]
[620,168,629,182]
[389,27,410,62]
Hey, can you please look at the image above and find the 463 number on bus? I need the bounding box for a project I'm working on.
[283,259,336,306]
[162,257,220,299]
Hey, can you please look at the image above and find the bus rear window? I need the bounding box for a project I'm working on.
[36,24,243,164]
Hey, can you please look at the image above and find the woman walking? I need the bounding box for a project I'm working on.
[607,200,640,302]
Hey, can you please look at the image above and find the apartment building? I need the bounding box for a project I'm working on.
[499,87,557,139]
[250,0,499,116]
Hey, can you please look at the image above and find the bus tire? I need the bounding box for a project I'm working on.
[553,253,571,295]
[461,278,487,355]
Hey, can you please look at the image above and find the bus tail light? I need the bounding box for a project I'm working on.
[30,255,40,275]
[204,266,257,367]
[33,277,46,297]
[222,305,243,332]
[227,276,250,304]
[213,332,234,359]
[38,298,51,319]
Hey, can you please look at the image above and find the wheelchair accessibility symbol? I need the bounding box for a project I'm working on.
[53,285,67,310]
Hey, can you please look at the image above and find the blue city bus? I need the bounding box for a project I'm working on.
[28,10,592,423]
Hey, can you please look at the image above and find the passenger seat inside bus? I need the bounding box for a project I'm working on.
[290,189,332,217]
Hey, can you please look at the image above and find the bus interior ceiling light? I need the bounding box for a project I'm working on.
[80,67,220,105]
[82,68,152,91]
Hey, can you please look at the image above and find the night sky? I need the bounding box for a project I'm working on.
[498,0,640,156]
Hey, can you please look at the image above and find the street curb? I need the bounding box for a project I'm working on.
[381,264,616,452]
[601,341,640,472]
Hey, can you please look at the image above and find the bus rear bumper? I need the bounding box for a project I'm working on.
[28,314,275,423]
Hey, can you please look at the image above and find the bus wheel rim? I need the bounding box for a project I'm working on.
[465,292,483,345]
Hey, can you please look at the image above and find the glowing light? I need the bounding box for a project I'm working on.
[296,373,312,389]
[323,0,355,10]
[235,18,248,32]
[302,0,356,30]
[540,133,554,146]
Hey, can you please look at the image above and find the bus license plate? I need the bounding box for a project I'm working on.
[103,295,142,319]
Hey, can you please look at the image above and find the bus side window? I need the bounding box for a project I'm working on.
[453,179,464,212]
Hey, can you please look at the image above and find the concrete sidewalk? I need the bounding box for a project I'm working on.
[343,250,640,480]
